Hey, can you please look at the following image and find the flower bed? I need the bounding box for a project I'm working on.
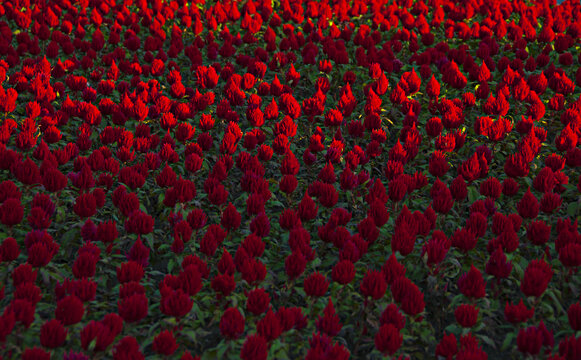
[0,0,581,358]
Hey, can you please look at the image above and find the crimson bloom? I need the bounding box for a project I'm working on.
[458,265,486,299]
[220,308,245,339]
[360,269,387,300]
[375,324,402,355]
[304,272,329,297]
[521,259,553,297]
[240,334,268,360]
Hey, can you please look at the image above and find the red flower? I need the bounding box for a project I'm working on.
[399,282,426,316]
[160,288,193,319]
[208,183,229,206]
[241,234,265,258]
[436,333,458,359]
[421,230,451,268]
[375,324,402,355]
[72,252,98,279]
[40,319,67,348]
[432,188,454,215]
[360,269,387,300]
[0,198,23,226]
[466,212,487,238]
[559,335,581,359]
[391,217,416,256]
[426,75,440,98]
[211,274,235,298]
[504,153,530,178]
[367,200,389,227]
[0,237,19,262]
[534,167,556,193]
[485,247,512,279]
[429,151,449,177]
[316,299,342,336]
[479,177,502,199]
[559,243,581,268]
[117,261,144,283]
[540,192,562,213]
[521,259,553,297]
[55,295,84,325]
[332,260,355,285]
[220,202,241,231]
[451,227,477,253]
[380,304,406,330]
[458,265,486,299]
[279,209,301,230]
[113,336,144,360]
[179,265,203,296]
[246,288,270,315]
[388,177,407,203]
[298,192,318,221]
[118,293,148,323]
[304,272,329,297]
[257,309,282,341]
[517,188,539,219]
[250,213,270,237]
[356,216,377,243]
[240,258,267,285]
[568,303,581,332]
[80,320,117,352]
[285,251,306,280]
[459,153,482,182]
[220,308,245,339]
[42,167,68,192]
[517,326,543,356]
[125,210,154,235]
[22,347,51,360]
[380,255,405,286]
[455,304,479,328]
[240,334,268,360]
[279,93,301,119]
[505,299,534,324]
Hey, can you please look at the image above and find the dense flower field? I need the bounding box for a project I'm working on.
[0,0,581,358]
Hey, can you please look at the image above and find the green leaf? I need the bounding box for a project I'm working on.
[546,289,565,314]
[167,258,176,273]
[467,187,480,204]
[567,202,578,217]
[444,323,461,334]
[216,340,230,358]
[88,338,97,352]
[61,228,79,247]
[202,349,218,360]
[480,335,497,350]
[501,332,516,351]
